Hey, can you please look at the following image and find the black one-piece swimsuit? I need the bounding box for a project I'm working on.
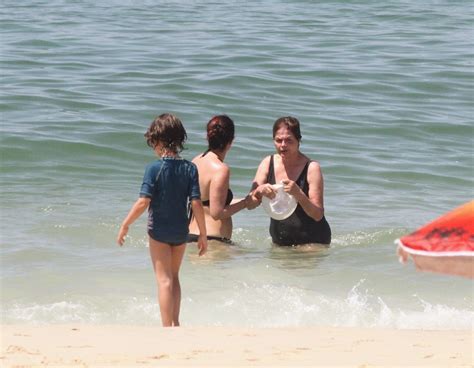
[266,155,331,246]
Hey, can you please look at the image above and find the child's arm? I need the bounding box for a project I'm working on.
[190,199,207,256]
[117,197,150,246]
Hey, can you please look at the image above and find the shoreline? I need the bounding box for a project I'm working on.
[1,324,472,367]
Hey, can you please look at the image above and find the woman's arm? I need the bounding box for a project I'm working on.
[282,161,324,221]
[208,165,251,219]
[117,197,151,246]
[250,155,276,200]
[190,199,207,256]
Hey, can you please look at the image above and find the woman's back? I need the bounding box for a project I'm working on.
[189,150,234,239]
[188,115,254,243]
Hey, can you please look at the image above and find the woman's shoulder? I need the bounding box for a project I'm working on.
[253,155,273,177]
[298,152,318,166]
[258,154,273,166]
[196,152,228,171]
[305,158,322,180]
[211,160,230,180]
[304,155,320,168]
[191,153,202,163]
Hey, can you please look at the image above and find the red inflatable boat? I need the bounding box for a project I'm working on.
[396,201,474,278]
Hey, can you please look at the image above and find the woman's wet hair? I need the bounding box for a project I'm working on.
[145,113,187,153]
[207,115,235,151]
[272,116,302,141]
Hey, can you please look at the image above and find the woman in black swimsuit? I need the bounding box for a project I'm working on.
[251,116,331,246]
[188,115,256,244]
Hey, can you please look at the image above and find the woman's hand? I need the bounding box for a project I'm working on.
[281,179,303,199]
[257,183,277,199]
[244,194,261,210]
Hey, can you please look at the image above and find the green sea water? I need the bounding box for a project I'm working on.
[1,0,473,328]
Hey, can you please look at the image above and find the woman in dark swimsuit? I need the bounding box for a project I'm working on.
[188,115,255,244]
[251,116,331,246]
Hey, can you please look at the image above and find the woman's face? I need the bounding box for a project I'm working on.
[273,126,299,158]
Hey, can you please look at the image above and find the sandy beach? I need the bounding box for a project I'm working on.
[0,325,472,367]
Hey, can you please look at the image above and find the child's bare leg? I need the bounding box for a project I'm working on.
[170,244,186,326]
[149,238,186,327]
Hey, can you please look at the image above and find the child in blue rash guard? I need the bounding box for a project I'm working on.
[117,113,207,327]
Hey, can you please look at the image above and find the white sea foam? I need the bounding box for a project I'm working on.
[2,284,472,330]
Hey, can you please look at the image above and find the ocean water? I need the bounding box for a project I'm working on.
[1,1,473,329]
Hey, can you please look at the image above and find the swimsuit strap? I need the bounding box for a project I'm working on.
[201,148,211,157]
[201,188,232,207]
[266,155,276,184]
[296,160,311,191]
[197,149,233,208]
